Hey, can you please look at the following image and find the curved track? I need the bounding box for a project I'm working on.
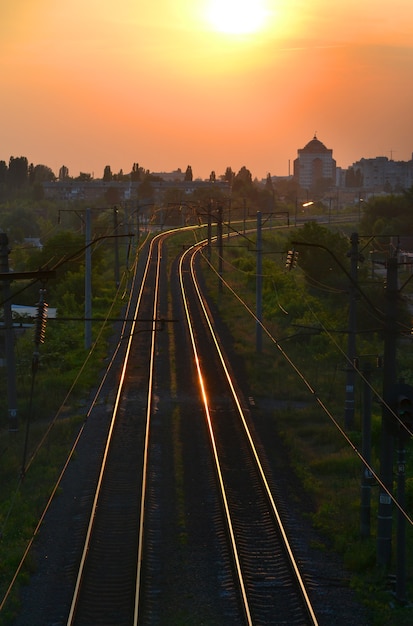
[178,241,319,625]
[68,229,320,625]
[7,226,325,625]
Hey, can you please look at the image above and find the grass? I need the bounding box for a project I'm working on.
[1,226,413,623]
[0,258,125,617]
[199,229,413,624]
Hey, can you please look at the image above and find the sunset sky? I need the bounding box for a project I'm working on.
[1,0,412,180]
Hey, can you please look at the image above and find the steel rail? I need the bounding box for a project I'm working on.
[133,235,162,624]
[66,234,162,625]
[180,239,319,625]
[178,241,253,626]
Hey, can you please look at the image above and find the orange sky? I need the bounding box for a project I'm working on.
[1,0,412,180]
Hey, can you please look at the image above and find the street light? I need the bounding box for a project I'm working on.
[294,200,314,226]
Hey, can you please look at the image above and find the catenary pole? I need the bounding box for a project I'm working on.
[256,211,262,353]
[344,232,359,430]
[217,205,223,293]
[360,362,372,538]
[0,233,18,431]
[377,255,398,568]
[84,208,92,350]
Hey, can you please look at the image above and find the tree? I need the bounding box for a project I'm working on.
[273,178,299,205]
[137,177,155,201]
[265,173,274,192]
[59,165,70,180]
[8,156,28,188]
[184,165,193,182]
[131,163,143,182]
[209,170,216,183]
[222,166,234,185]
[289,222,350,289]
[113,169,126,181]
[105,186,121,205]
[27,231,84,273]
[190,185,226,205]
[26,230,104,303]
[360,190,413,236]
[345,167,363,188]
[0,160,7,200]
[0,160,7,184]
[103,165,113,182]
[232,166,253,194]
[29,164,55,185]
[75,172,92,182]
[0,206,40,243]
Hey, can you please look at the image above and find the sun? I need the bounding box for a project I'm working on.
[205,0,269,35]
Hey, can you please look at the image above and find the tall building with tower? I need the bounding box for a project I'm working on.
[293,134,336,191]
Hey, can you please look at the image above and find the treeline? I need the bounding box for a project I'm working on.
[0,154,302,204]
[0,157,55,200]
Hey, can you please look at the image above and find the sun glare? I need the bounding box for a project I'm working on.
[205,0,269,35]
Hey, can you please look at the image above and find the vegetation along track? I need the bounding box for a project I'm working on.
[8,224,363,625]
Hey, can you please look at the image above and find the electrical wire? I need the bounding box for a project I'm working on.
[296,282,413,441]
[0,265,131,541]
[201,248,413,528]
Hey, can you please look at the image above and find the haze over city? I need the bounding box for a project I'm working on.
[1,0,412,180]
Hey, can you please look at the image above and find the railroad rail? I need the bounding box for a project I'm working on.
[68,228,319,624]
[66,233,165,625]
[177,241,319,625]
[8,225,326,625]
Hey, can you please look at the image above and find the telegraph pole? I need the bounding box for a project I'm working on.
[113,207,120,287]
[396,425,407,603]
[85,208,92,350]
[217,205,223,293]
[0,234,54,431]
[360,362,373,538]
[207,201,212,261]
[0,233,18,431]
[256,211,262,353]
[377,255,398,568]
[344,232,359,430]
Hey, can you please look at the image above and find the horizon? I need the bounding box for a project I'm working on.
[2,144,411,183]
[1,2,412,181]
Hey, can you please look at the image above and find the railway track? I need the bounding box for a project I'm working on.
[67,233,165,625]
[67,227,319,624]
[11,225,327,624]
[177,241,319,625]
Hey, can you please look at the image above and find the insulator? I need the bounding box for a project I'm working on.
[34,290,48,346]
[285,248,298,271]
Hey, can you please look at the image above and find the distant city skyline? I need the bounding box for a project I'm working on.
[1,2,412,180]
[2,141,412,184]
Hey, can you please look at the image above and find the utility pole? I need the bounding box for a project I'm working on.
[207,201,212,261]
[344,232,359,430]
[0,234,54,431]
[396,423,407,603]
[135,203,140,242]
[0,233,18,431]
[217,205,223,293]
[85,208,92,350]
[256,211,262,353]
[243,198,247,235]
[113,207,120,287]
[377,256,398,568]
[360,362,373,538]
